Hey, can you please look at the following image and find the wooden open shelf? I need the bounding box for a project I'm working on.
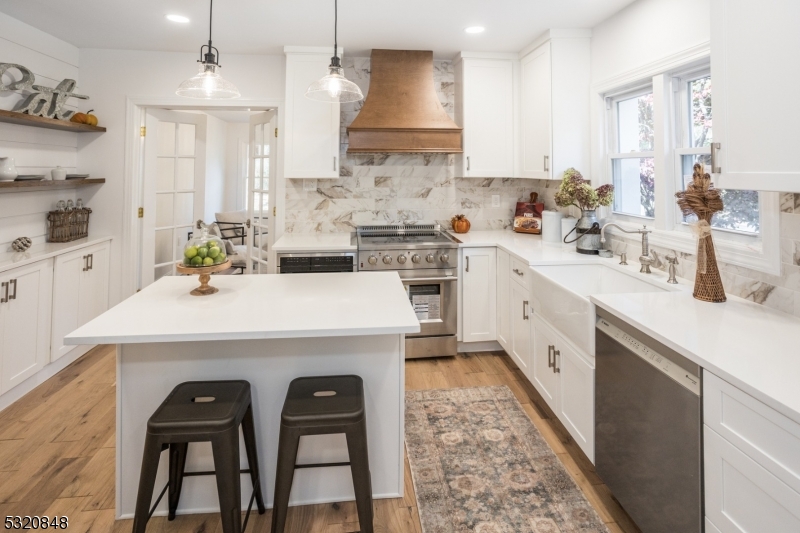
[0,178,105,192]
[0,109,106,133]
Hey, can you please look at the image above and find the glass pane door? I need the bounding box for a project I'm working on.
[247,112,275,274]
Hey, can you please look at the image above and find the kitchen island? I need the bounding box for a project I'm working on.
[66,271,419,519]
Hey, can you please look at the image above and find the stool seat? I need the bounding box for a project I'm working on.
[148,380,251,435]
[281,375,365,427]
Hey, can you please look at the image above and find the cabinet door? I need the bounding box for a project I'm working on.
[79,243,110,327]
[496,249,510,351]
[461,247,497,343]
[284,51,340,179]
[711,0,800,192]
[705,427,800,532]
[51,251,85,361]
[461,59,515,177]
[509,280,532,378]
[520,42,551,179]
[531,316,559,411]
[0,261,53,394]
[557,341,594,463]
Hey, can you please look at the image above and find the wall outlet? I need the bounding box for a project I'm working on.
[303,179,317,191]
[492,194,501,208]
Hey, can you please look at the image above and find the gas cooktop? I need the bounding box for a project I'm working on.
[356,224,458,272]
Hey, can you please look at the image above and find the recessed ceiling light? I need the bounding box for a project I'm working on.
[166,14,190,23]
[465,26,485,34]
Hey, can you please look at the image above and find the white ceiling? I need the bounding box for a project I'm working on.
[0,0,636,58]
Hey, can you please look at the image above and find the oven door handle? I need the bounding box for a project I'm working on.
[402,277,458,283]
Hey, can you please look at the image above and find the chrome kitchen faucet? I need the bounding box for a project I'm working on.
[600,223,654,273]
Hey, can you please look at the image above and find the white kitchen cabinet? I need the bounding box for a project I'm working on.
[0,260,53,394]
[455,54,516,178]
[710,0,800,192]
[51,242,110,361]
[496,249,510,351]
[519,30,591,180]
[556,340,594,462]
[532,315,560,408]
[461,247,496,343]
[509,279,531,378]
[283,47,341,179]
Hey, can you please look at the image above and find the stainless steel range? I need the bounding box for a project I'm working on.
[357,224,459,359]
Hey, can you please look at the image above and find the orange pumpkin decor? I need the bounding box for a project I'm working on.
[70,109,99,126]
[451,214,471,234]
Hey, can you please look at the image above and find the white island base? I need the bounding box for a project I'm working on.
[117,334,404,519]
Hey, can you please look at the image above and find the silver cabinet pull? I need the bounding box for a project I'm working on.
[466,156,470,171]
[334,156,337,172]
[1,282,7,303]
[513,268,523,277]
[88,254,94,271]
[465,256,469,272]
[554,350,561,373]
[8,279,17,300]
[711,142,721,173]
[544,155,549,172]
[83,255,89,272]
[547,345,554,368]
[523,300,529,320]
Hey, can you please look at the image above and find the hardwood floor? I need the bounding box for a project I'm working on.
[0,345,640,533]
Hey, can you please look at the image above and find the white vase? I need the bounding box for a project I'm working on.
[0,157,18,182]
[51,166,67,181]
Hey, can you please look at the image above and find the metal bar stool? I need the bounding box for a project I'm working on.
[132,380,266,533]
[271,375,373,533]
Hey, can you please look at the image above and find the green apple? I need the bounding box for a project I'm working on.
[202,257,214,266]
[184,246,198,259]
[208,246,221,259]
[213,254,225,264]
[197,247,208,258]
[183,257,191,266]
[190,255,203,266]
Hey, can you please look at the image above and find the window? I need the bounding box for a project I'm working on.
[609,90,655,218]
[675,72,760,235]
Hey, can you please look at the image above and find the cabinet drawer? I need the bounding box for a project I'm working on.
[509,256,529,288]
[704,371,800,494]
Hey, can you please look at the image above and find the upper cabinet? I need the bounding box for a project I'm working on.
[454,54,517,177]
[283,47,342,179]
[710,0,800,192]
[519,31,591,179]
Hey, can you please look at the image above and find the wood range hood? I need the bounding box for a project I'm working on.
[346,49,463,154]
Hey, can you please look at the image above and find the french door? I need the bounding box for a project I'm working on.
[141,110,207,287]
[246,111,276,274]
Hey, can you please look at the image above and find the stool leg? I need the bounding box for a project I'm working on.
[346,419,374,533]
[211,429,243,533]
[271,426,301,533]
[132,434,164,533]
[168,442,188,520]
[240,404,266,514]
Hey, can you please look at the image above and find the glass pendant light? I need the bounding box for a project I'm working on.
[176,0,240,99]
[306,0,364,103]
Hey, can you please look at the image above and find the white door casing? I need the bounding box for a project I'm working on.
[246,111,277,274]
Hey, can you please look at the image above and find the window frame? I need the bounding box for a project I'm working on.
[592,48,781,276]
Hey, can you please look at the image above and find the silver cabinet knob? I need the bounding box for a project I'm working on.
[368,255,378,265]
[411,254,421,264]
[383,255,393,264]
[440,253,449,263]
[397,255,407,264]
[426,253,435,263]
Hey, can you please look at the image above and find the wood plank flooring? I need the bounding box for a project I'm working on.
[0,345,640,532]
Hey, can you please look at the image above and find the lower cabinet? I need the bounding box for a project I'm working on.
[0,260,53,394]
[531,314,595,462]
[496,249,510,351]
[461,247,497,343]
[51,242,110,361]
[509,279,531,378]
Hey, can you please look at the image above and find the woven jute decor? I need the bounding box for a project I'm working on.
[676,163,726,303]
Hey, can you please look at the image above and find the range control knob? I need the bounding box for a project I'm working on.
[411,254,421,264]
[383,255,393,264]
[368,255,378,265]
[426,253,435,263]
[440,253,450,263]
[397,254,407,264]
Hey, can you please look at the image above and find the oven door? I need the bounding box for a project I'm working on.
[402,276,457,337]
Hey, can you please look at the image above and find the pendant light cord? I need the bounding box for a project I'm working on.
[209,0,214,46]
[334,0,338,60]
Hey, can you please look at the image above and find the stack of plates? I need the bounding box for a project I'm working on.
[66,174,90,180]
[15,175,45,181]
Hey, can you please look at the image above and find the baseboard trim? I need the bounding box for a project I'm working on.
[0,345,94,413]
[457,340,503,353]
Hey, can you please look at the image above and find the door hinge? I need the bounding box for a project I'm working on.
[138,207,144,218]
[274,127,278,138]
[140,126,146,137]
[273,206,276,216]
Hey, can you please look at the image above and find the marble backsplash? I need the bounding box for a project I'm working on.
[284,57,541,233]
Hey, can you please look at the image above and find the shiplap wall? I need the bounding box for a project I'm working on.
[0,12,82,249]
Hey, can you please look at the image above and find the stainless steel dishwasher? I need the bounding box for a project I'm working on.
[595,309,703,533]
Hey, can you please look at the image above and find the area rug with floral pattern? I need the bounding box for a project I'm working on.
[405,386,609,533]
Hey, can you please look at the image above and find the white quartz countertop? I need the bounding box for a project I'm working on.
[0,235,113,274]
[450,230,603,265]
[66,271,420,345]
[591,291,800,425]
[272,233,357,253]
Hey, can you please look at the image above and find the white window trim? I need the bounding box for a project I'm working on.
[591,44,781,276]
